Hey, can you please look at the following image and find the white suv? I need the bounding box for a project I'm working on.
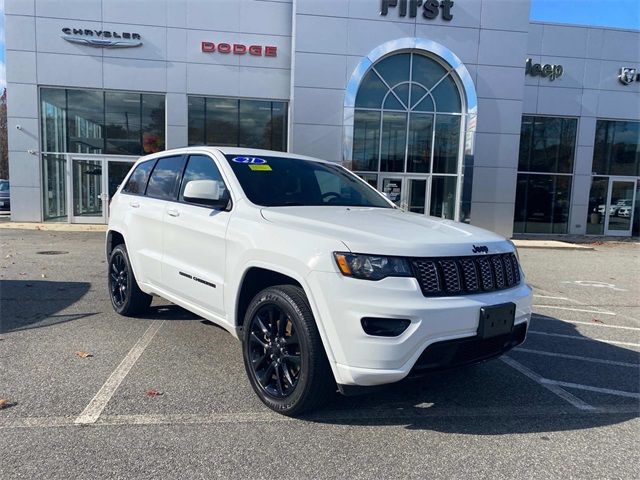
[107,147,532,415]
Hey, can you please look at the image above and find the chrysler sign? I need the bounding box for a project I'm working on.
[61,28,142,48]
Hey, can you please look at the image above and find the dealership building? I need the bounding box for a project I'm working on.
[4,0,640,237]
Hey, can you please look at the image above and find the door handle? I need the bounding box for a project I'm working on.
[129,201,140,208]
[167,208,180,217]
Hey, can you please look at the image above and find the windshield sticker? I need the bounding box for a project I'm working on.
[249,164,272,171]
[232,156,267,165]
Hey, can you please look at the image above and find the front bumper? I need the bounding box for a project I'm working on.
[306,271,532,387]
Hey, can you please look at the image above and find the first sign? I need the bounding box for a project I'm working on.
[201,42,277,57]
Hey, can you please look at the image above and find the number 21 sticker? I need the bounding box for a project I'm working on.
[232,156,267,164]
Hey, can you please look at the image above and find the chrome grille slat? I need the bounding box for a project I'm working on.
[412,253,521,297]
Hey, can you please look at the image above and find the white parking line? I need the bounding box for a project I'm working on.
[515,347,639,368]
[532,315,640,331]
[532,287,640,324]
[541,379,640,400]
[533,295,569,301]
[501,356,595,411]
[528,330,640,348]
[74,320,164,425]
[533,305,617,316]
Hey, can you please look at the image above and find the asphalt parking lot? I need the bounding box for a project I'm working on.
[1,229,638,479]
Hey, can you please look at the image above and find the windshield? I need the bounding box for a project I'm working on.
[0,181,9,192]
[224,155,393,208]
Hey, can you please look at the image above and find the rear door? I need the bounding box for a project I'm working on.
[161,153,231,321]
[120,155,185,287]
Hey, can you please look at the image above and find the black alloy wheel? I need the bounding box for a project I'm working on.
[248,303,302,398]
[110,249,129,309]
[242,285,334,416]
[108,244,152,316]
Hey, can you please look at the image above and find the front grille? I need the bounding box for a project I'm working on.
[412,253,521,297]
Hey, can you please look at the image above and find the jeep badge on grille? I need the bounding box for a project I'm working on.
[472,245,489,254]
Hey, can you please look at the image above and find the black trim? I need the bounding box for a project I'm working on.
[179,270,216,289]
[411,322,527,373]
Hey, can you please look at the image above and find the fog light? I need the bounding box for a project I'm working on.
[361,317,411,337]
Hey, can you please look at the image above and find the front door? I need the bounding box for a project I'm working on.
[70,157,106,224]
[604,178,637,236]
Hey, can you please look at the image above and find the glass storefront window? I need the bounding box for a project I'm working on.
[105,91,140,155]
[586,176,608,235]
[430,176,457,219]
[407,113,433,173]
[433,114,461,174]
[42,154,67,222]
[206,97,239,146]
[40,88,165,155]
[239,100,272,149]
[141,94,166,155]
[513,174,572,234]
[353,110,380,171]
[515,115,577,234]
[518,116,577,174]
[188,96,288,151]
[351,51,465,220]
[380,112,407,172]
[41,89,67,153]
[67,90,104,154]
[188,96,205,146]
[593,120,640,176]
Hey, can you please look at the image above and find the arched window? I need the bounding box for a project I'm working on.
[351,51,465,219]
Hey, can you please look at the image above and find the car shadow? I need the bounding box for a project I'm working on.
[300,314,639,434]
[136,303,202,321]
[0,279,95,333]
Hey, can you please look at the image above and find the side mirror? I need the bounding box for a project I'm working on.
[183,180,229,209]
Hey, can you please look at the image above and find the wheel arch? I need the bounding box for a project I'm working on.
[233,264,338,370]
[106,229,126,259]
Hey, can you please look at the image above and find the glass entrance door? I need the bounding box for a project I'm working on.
[71,157,106,223]
[380,177,404,208]
[69,157,135,224]
[605,179,637,236]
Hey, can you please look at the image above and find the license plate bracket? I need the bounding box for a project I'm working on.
[478,302,515,339]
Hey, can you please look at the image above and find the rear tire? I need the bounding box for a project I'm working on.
[108,244,152,316]
[242,285,334,416]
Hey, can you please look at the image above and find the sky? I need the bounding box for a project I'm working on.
[0,0,638,93]
[530,0,640,29]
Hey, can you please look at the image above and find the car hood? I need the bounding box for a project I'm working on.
[260,206,512,257]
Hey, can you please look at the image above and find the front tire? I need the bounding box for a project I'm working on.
[242,285,334,416]
[108,244,152,316]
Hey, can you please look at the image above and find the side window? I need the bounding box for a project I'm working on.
[179,155,228,204]
[122,160,155,195]
[146,156,184,200]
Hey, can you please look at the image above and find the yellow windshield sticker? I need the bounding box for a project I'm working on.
[249,164,272,171]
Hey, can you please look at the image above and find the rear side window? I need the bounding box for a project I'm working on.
[122,160,155,195]
[179,155,227,204]
[146,156,184,200]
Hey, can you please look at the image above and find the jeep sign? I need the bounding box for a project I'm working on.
[525,58,564,81]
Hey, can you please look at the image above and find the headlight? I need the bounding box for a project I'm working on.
[333,252,413,281]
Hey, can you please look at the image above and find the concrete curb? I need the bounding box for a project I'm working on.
[511,240,594,251]
[0,222,108,232]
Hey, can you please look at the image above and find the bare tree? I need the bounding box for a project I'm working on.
[0,89,8,179]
